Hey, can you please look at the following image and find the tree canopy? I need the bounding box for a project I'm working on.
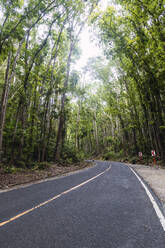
[0,0,164,168]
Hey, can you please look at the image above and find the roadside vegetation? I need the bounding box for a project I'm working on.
[0,0,164,175]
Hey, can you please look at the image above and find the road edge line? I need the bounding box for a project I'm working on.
[129,167,165,232]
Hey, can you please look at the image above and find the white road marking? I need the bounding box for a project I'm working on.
[130,167,165,232]
[0,165,111,228]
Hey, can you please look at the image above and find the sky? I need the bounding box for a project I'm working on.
[74,0,109,71]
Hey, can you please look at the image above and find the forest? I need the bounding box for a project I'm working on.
[0,0,165,170]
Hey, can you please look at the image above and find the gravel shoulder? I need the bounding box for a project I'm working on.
[127,163,165,209]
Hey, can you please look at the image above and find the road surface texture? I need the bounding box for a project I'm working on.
[0,161,165,248]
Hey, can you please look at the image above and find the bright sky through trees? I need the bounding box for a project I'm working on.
[75,0,109,70]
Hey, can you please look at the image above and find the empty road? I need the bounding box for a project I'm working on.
[0,161,165,247]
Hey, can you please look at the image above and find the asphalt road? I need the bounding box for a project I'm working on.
[0,161,165,248]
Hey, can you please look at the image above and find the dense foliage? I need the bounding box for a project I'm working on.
[93,0,165,162]
[0,0,164,168]
[0,0,99,166]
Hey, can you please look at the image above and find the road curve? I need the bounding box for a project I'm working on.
[0,161,165,247]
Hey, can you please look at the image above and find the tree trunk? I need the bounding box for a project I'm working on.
[75,103,80,150]
[0,38,24,161]
[54,38,74,161]
[10,102,21,164]
[93,112,99,154]
[0,51,12,160]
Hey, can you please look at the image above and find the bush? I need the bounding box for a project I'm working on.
[3,166,15,174]
[15,160,26,168]
[61,144,84,164]
[26,161,51,170]
[3,166,24,174]
[102,150,124,161]
[103,151,116,160]
[37,162,51,170]
[27,161,36,168]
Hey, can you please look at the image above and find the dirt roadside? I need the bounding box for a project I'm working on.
[0,161,93,191]
[127,163,165,210]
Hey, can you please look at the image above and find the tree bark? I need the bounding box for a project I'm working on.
[0,37,24,161]
[54,36,74,160]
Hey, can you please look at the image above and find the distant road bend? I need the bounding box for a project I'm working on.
[0,161,165,248]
